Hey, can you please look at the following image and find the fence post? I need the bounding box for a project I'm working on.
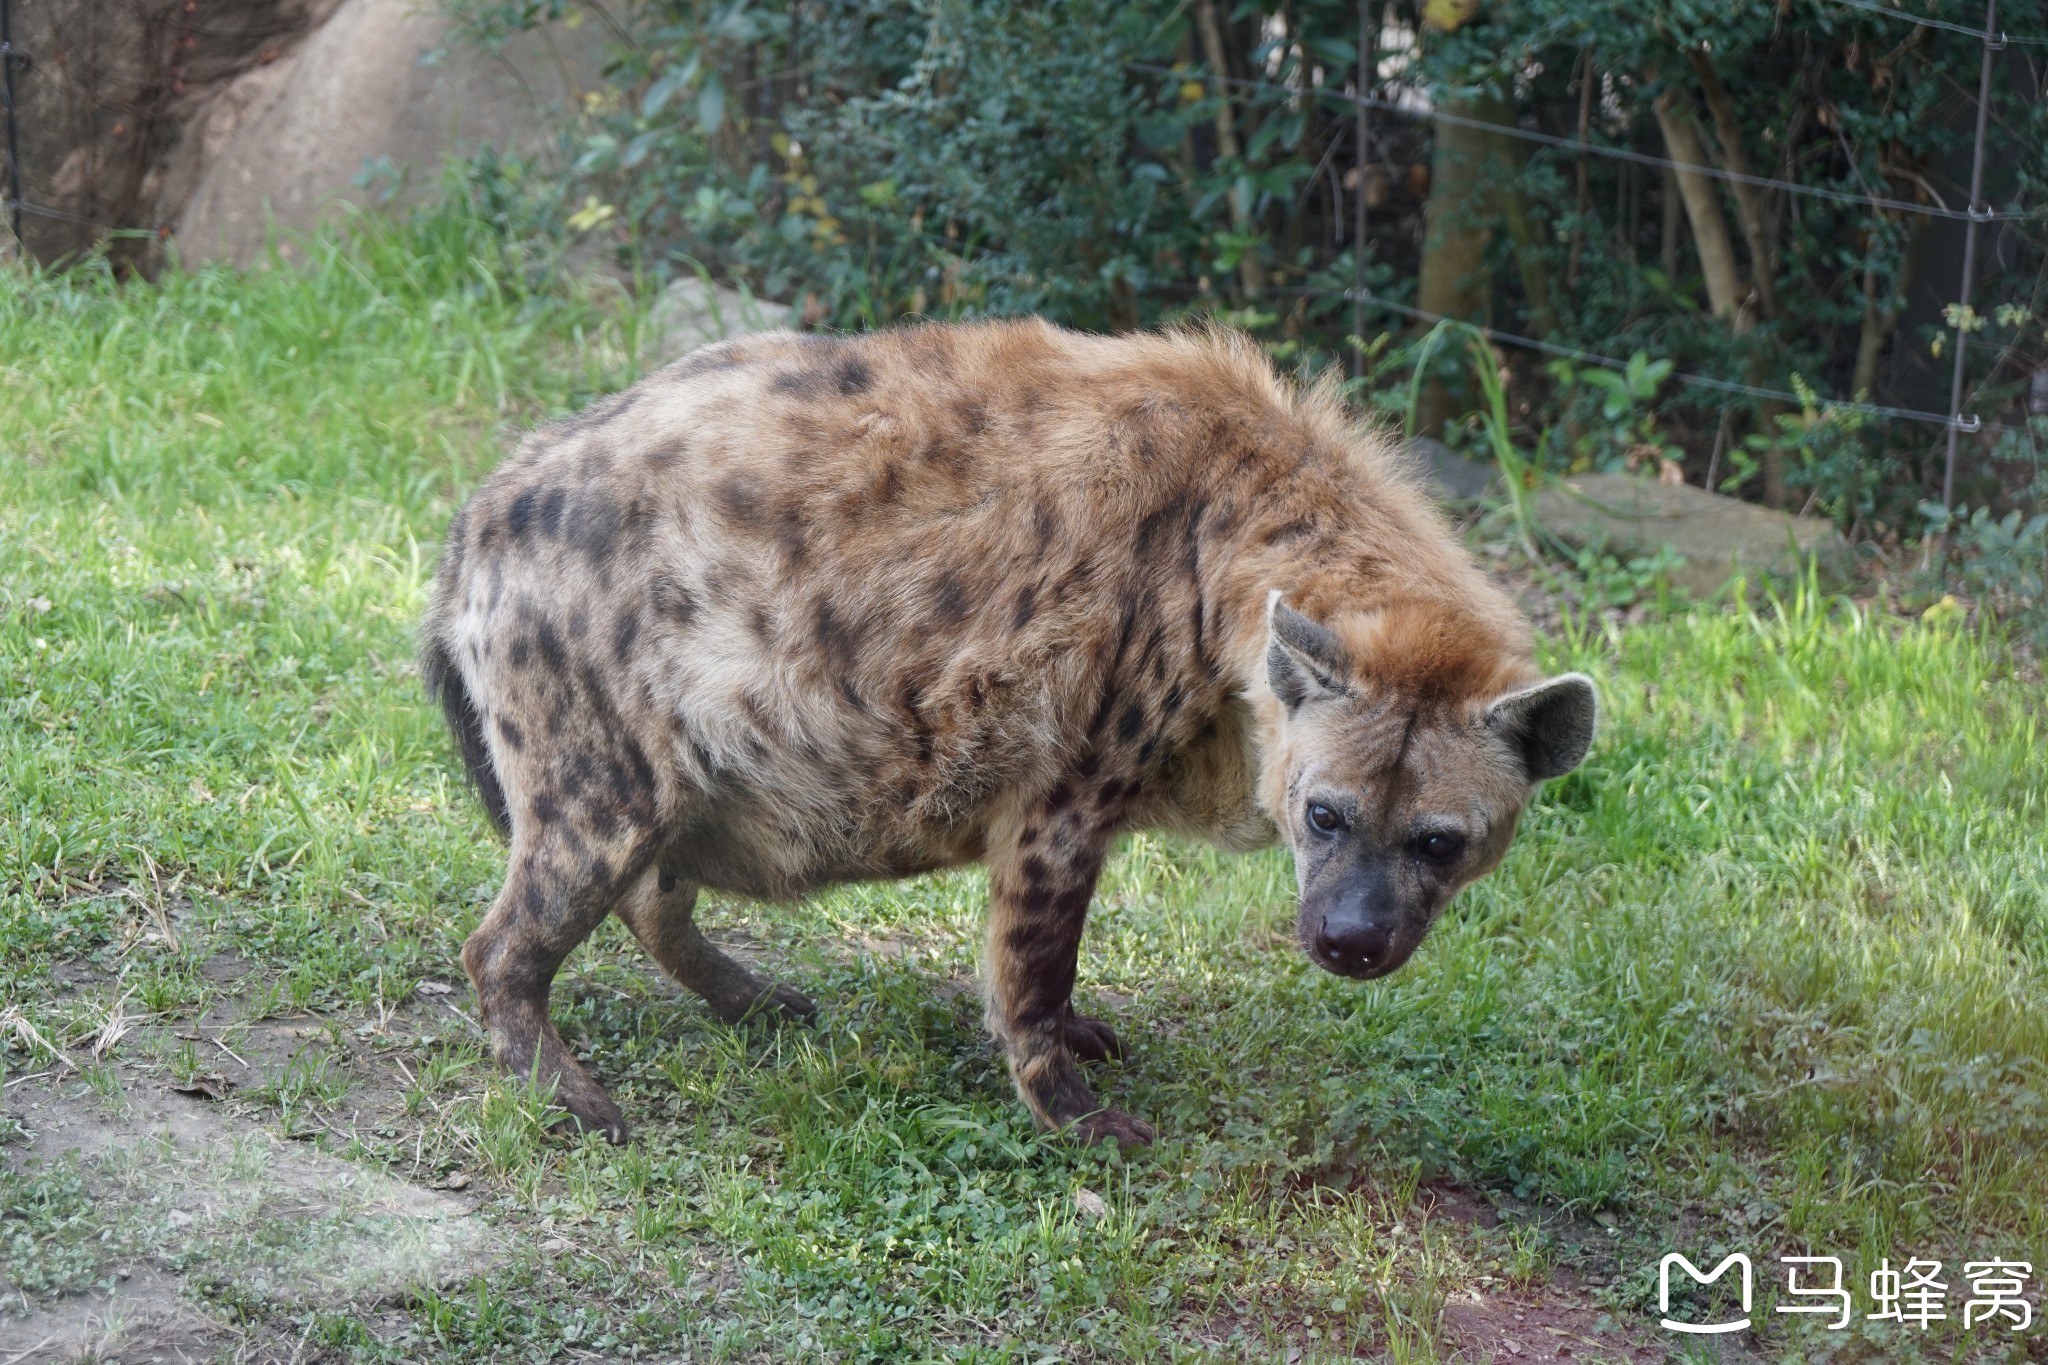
[1939,0,2000,535]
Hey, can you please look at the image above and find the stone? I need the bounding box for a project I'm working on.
[171,0,611,268]
[648,275,795,363]
[1526,472,1850,599]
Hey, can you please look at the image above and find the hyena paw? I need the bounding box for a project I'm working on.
[547,1074,630,1146]
[765,982,819,1021]
[712,979,818,1026]
[1062,1010,1124,1063]
[1066,1108,1156,1150]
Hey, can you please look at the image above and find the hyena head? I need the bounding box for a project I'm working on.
[1260,593,1596,981]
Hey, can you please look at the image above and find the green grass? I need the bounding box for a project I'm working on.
[3,209,2047,1361]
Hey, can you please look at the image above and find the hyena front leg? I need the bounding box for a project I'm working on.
[984,799,1154,1149]
[462,827,653,1144]
[612,860,817,1024]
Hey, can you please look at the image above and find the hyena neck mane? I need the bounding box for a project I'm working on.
[1155,346,1539,822]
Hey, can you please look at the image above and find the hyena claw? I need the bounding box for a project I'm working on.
[1068,1108,1157,1150]
[712,980,819,1026]
[1062,1010,1124,1063]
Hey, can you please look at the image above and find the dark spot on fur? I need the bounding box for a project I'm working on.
[612,610,640,663]
[1021,855,1053,887]
[568,492,621,565]
[658,868,678,892]
[1012,585,1036,630]
[1163,685,1184,715]
[932,573,970,626]
[533,620,569,676]
[509,637,533,669]
[646,439,688,469]
[567,610,589,641]
[748,603,774,643]
[771,368,822,398]
[538,486,568,538]
[507,488,541,540]
[834,358,873,396]
[962,402,990,435]
[717,476,764,527]
[778,504,809,565]
[814,599,863,673]
[839,677,867,712]
[496,716,524,750]
[1032,503,1059,553]
[1084,687,1120,739]
[653,578,699,629]
[1117,704,1145,743]
[1135,494,1188,554]
[1020,825,1040,846]
[533,793,563,826]
[1046,782,1074,811]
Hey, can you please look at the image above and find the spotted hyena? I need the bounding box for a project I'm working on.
[419,319,1595,1147]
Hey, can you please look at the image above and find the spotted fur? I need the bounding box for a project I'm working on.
[420,319,1595,1147]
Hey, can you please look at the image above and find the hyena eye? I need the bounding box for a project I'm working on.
[1412,831,1467,863]
[1305,801,1344,835]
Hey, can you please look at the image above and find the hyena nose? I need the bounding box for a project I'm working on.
[1317,909,1394,973]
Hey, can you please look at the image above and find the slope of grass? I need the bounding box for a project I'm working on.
[3,213,2046,1362]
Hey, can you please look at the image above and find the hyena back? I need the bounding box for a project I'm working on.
[420,319,1594,1147]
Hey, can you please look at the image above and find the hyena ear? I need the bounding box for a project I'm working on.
[1485,672,1598,781]
[1265,591,1351,711]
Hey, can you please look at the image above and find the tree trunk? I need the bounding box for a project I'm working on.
[1686,46,1778,320]
[1194,0,1267,297]
[1413,94,1504,436]
[1566,50,1594,288]
[1653,88,1747,327]
[1494,123,1556,339]
[1852,214,1932,398]
[1656,86,1792,506]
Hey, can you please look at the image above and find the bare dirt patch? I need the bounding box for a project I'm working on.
[1,1059,500,1361]
[1440,1273,1668,1364]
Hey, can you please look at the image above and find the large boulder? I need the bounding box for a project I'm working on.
[1528,472,1850,598]
[172,0,610,267]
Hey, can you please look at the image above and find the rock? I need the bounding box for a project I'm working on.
[172,0,611,268]
[1410,436,1500,503]
[1526,472,1849,599]
[648,276,794,364]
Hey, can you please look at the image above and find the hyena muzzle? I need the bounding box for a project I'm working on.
[419,319,1594,1148]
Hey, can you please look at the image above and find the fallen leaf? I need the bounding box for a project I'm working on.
[1073,1188,1109,1220]
[171,1073,233,1101]
[416,981,454,996]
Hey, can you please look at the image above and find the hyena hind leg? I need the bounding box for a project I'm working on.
[612,863,817,1025]
[462,834,649,1144]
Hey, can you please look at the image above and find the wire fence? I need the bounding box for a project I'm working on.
[1131,0,2041,465]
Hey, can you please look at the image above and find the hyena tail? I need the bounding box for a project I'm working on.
[420,631,512,837]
